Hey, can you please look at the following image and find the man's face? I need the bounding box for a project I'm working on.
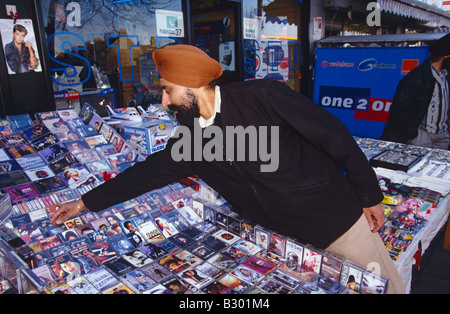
[13,30,26,45]
[160,78,200,128]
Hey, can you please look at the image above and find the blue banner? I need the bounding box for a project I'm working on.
[313,46,429,139]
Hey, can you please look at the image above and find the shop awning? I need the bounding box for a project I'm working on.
[318,32,448,44]
[378,0,450,26]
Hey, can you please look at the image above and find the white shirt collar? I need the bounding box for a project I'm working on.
[198,85,221,128]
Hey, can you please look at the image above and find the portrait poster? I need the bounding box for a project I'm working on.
[0,19,42,74]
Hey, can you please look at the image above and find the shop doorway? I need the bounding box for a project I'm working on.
[190,0,243,84]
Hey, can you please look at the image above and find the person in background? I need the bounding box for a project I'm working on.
[381,33,450,149]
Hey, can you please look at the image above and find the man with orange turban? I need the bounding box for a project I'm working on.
[52,44,404,294]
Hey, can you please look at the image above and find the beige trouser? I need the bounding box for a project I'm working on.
[326,214,406,294]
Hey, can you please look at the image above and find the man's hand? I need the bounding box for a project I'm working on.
[363,203,385,233]
[50,199,86,226]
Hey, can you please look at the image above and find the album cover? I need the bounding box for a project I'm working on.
[15,154,47,171]
[177,205,202,225]
[181,226,205,241]
[99,123,114,142]
[78,103,96,124]
[176,250,203,266]
[153,216,179,238]
[35,111,59,122]
[122,248,153,268]
[83,266,120,292]
[232,239,262,255]
[47,152,78,174]
[43,118,70,134]
[215,210,228,229]
[107,233,135,255]
[65,140,91,154]
[34,176,67,194]
[240,220,255,242]
[87,113,104,132]
[69,244,101,274]
[0,148,10,161]
[57,108,79,121]
[201,280,236,294]
[31,264,54,285]
[159,253,189,273]
[320,252,343,283]
[7,144,36,158]
[339,260,364,293]
[194,261,226,280]
[109,133,125,153]
[201,235,227,251]
[178,266,214,290]
[207,253,239,273]
[220,246,250,263]
[85,159,111,175]
[242,256,276,276]
[24,165,55,182]
[9,212,31,228]
[73,149,102,164]
[281,239,304,274]
[103,256,135,276]
[47,253,79,280]
[190,243,217,260]
[169,233,196,249]
[256,277,293,294]
[0,119,13,136]
[4,183,40,203]
[21,123,50,141]
[39,143,69,162]
[268,233,286,258]
[212,229,240,245]
[267,268,302,290]
[75,125,98,138]
[300,246,323,281]
[230,264,264,285]
[0,171,30,189]
[65,117,84,130]
[55,130,81,142]
[143,283,171,294]
[95,143,118,157]
[195,220,218,234]
[89,240,117,263]
[122,269,156,293]
[219,273,252,293]
[0,134,27,147]
[139,262,173,282]
[161,276,188,294]
[84,134,108,149]
[360,270,388,294]
[137,220,164,243]
[67,276,99,294]
[30,133,59,152]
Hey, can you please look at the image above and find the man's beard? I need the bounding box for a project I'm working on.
[167,90,200,128]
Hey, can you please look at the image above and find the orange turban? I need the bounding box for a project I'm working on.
[152,44,223,88]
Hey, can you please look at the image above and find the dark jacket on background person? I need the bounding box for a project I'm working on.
[81,79,383,249]
[381,58,450,144]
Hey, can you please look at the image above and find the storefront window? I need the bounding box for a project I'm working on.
[242,0,301,90]
[38,0,186,113]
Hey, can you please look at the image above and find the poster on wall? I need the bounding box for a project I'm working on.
[0,19,42,75]
[313,46,429,139]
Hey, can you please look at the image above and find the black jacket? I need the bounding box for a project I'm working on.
[381,58,450,143]
[82,79,383,249]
